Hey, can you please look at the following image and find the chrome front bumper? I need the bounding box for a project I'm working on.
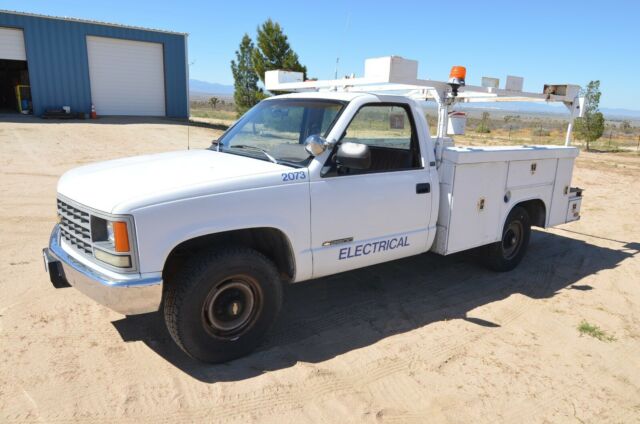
[43,225,162,315]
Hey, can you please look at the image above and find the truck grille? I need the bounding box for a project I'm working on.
[57,198,93,256]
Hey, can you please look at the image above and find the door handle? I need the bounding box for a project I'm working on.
[416,183,431,194]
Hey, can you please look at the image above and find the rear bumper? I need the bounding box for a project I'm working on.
[43,225,162,315]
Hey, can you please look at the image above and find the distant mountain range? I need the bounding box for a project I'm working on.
[598,107,640,120]
[457,102,640,120]
[189,79,640,120]
[189,79,234,95]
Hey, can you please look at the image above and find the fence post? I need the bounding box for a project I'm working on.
[608,130,612,148]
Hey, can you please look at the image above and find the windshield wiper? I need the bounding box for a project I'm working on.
[226,144,279,164]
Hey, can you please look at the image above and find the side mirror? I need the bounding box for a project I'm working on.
[304,135,328,156]
[337,142,371,170]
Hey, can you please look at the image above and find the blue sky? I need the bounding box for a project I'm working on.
[3,0,640,109]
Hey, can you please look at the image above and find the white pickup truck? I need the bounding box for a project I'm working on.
[43,57,584,362]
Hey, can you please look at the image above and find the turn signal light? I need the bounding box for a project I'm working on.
[113,221,130,252]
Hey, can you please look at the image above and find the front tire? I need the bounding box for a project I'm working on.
[483,206,531,272]
[163,248,282,363]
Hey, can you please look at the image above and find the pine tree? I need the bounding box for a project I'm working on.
[252,19,307,87]
[574,80,605,151]
[231,34,263,116]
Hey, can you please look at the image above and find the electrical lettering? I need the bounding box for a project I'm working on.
[338,236,409,260]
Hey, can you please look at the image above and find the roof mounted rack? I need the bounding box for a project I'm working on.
[265,56,585,146]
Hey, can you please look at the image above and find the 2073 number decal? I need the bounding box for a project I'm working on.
[282,171,306,182]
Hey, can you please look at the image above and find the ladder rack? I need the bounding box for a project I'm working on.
[265,56,585,146]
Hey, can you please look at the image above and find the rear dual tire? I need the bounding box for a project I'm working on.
[163,248,282,363]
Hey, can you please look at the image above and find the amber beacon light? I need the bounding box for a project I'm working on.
[448,66,467,96]
[449,66,466,84]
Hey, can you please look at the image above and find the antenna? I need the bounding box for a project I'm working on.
[334,9,351,80]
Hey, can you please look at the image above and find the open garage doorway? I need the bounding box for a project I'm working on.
[0,59,30,113]
[0,26,30,113]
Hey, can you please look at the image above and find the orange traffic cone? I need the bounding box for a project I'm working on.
[90,104,97,119]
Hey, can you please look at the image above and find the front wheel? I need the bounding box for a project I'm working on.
[483,206,531,272]
[163,248,282,363]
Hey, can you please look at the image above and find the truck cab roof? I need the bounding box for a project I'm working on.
[271,91,416,105]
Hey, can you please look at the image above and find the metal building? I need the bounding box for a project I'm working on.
[0,10,188,118]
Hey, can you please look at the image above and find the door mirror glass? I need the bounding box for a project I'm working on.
[336,142,371,170]
[304,134,328,156]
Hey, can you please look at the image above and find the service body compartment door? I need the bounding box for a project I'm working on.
[444,162,508,253]
[548,158,577,226]
[507,159,556,188]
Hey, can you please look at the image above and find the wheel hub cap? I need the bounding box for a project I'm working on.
[502,221,523,260]
[204,280,256,335]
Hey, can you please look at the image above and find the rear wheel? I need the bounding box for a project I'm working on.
[483,206,531,272]
[163,248,282,363]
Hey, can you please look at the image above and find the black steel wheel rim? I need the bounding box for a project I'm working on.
[202,276,261,339]
[502,221,523,260]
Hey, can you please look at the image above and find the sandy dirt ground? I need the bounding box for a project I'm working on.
[1,115,639,423]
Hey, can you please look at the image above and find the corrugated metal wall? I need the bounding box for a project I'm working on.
[0,11,188,118]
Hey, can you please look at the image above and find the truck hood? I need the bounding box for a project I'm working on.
[57,150,293,213]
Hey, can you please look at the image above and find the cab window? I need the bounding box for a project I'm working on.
[324,103,421,175]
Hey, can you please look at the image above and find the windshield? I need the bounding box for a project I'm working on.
[216,99,345,166]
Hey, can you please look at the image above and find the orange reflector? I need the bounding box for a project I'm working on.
[113,222,130,252]
[449,66,466,81]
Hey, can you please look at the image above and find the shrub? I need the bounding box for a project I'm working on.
[532,128,551,137]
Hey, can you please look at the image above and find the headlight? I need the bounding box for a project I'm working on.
[91,216,133,269]
[104,220,130,252]
[106,221,115,244]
